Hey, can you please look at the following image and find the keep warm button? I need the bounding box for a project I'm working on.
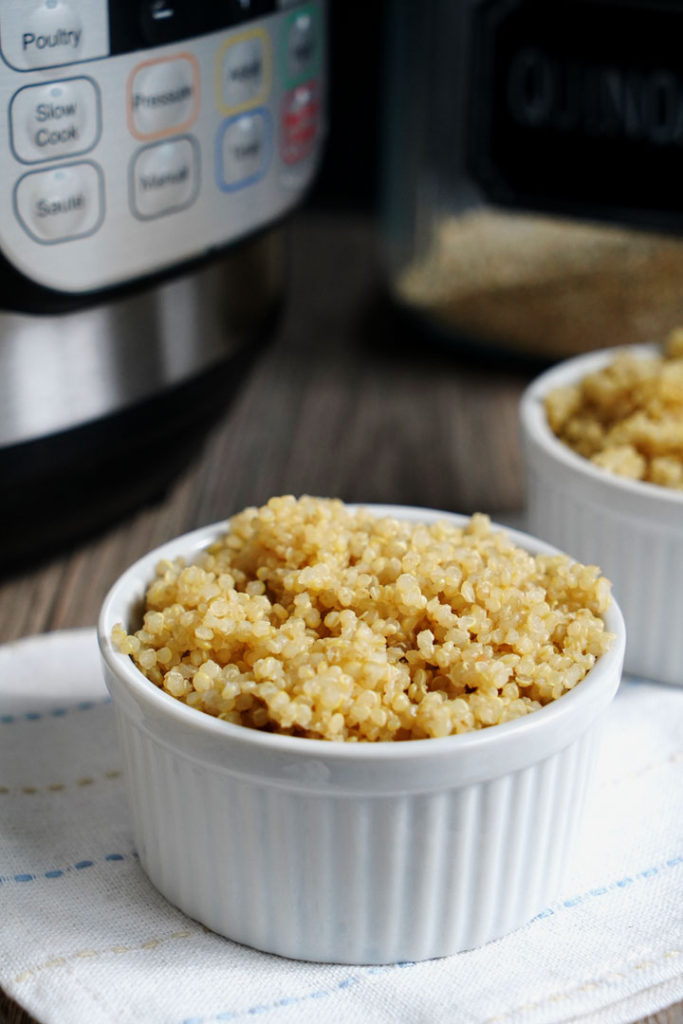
[14,162,103,243]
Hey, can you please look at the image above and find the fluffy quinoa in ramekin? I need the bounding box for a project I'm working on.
[544,329,683,489]
[113,495,613,742]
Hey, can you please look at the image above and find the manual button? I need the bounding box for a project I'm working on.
[10,77,100,164]
[131,137,199,219]
[14,161,103,242]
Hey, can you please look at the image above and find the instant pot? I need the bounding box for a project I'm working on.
[0,0,326,567]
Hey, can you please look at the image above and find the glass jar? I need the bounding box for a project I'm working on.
[381,0,683,360]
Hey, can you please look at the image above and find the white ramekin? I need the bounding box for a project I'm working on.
[520,345,683,686]
[97,506,625,964]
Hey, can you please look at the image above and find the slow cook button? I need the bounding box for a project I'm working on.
[217,110,270,190]
[14,161,103,242]
[10,77,100,164]
[132,138,198,219]
[128,54,199,139]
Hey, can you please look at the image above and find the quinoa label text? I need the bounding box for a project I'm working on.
[468,0,683,235]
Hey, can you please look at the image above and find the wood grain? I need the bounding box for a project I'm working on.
[1,213,680,1024]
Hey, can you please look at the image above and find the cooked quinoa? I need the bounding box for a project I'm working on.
[545,329,683,489]
[113,496,613,742]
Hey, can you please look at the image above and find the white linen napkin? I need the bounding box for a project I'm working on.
[1,628,682,1024]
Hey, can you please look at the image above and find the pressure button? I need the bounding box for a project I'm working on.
[129,55,200,139]
[15,162,103,242]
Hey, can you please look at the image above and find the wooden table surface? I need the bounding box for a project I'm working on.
[1,213,680,1024]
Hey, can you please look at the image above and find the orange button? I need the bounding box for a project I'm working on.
[127,53,200,141]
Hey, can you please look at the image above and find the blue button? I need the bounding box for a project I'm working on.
[216,108,272,191]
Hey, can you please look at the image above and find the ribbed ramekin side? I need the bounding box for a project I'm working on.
[439,728,599,955]
[116,711,227,927]
[525,463,683,685]
[114,708,603,964]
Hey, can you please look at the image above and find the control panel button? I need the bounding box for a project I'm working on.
[0,2,324,294]
[128,53,200,139]
[20,1,82,67]
[217,110,271,190]
[216,29,269,115]
[285,9,318,82]
[131,137,199,219]
[0,0,109,71]
[14,161,103,242]
[280,81,319,164]
[279,4,320,87]
[10,77,100,164]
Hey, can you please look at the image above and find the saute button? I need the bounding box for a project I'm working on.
[15,162,103,242]
[132,138,198,218]
[10,77,100,164]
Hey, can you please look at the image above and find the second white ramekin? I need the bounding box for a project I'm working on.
[98,506,625,964]
[520,345,683,686]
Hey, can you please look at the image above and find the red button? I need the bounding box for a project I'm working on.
[280,80,319,164]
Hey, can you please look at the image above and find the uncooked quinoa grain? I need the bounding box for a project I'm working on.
[396,209,683,357]
[545,331,683,489]
[113,496,613,742]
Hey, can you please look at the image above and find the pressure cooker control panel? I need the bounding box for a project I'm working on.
[0,0,325,293]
